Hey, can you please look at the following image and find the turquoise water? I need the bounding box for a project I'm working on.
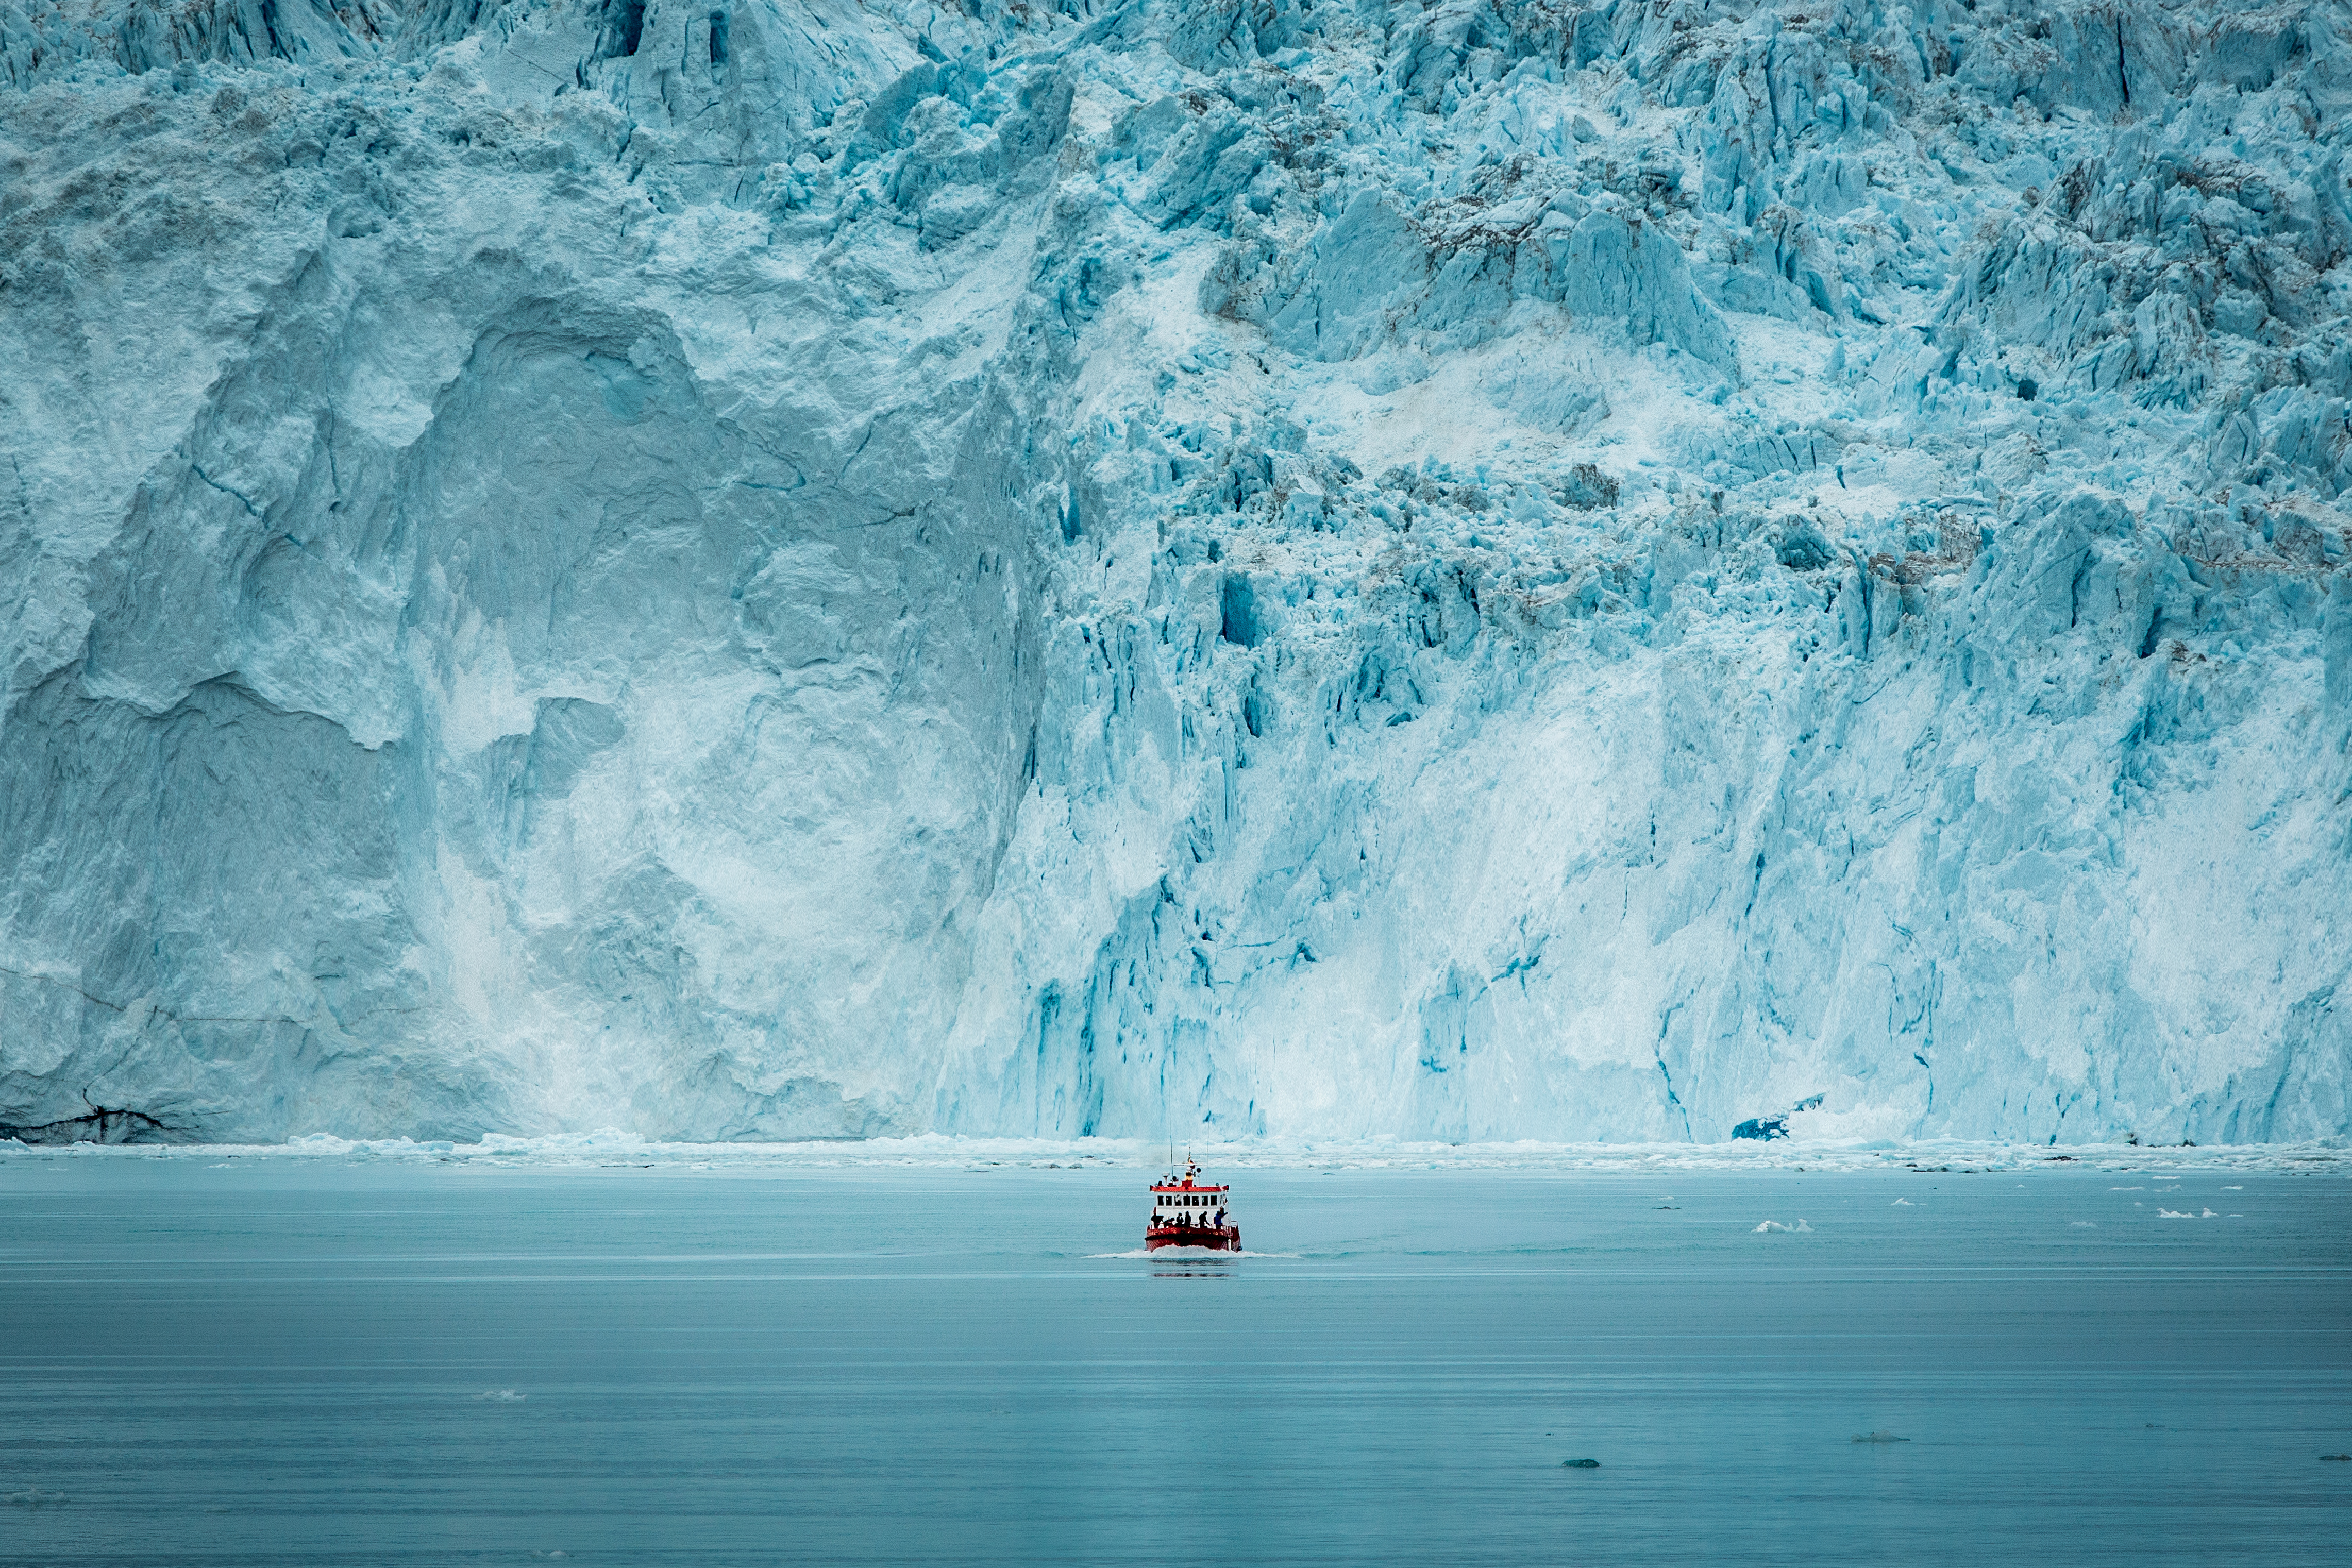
[2,1160,2346,1565]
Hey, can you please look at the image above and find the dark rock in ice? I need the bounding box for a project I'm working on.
[1552,463,1620,512]
[0,1105,178,1145]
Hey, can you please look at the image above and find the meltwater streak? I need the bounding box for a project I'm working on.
[0,1162,2345,1567]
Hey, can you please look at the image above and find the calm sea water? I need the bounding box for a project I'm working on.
[1,1159,2346,1566]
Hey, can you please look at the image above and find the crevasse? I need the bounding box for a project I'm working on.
[0,0,2346,1145]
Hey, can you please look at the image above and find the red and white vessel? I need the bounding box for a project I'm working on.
[1147,1159,1240,1252]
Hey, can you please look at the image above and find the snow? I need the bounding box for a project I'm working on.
[1,0,2348,1145]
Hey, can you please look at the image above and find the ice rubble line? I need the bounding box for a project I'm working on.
[3,1131,2345,1175]
[0,0,2347,1145]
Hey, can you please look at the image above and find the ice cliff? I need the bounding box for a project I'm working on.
[2,0,2348,1144]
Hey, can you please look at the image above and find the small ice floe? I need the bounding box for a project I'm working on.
[476,1390,527,1402]
[1891,1198,1913,1206]
[2223,1186,2243,1191]
[531,1553,570,1561]
[2070,1221,2096,1227]
[3,1487,65,1509]
[2157,1209,2194,1219]
[1560,1458,1601,1468]
[1752,1219,1813,1232]
[2202,1208,2219,1218]
[1851,1431,1910,1444]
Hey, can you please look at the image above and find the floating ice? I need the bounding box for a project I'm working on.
[4,1133,2342,1174]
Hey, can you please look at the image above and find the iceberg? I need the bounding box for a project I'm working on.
[1,0,2347,1146]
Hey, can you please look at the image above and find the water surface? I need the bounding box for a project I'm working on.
[2,1160,2346,1565]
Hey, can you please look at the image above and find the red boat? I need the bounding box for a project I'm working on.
[1147,1159,1240,1252]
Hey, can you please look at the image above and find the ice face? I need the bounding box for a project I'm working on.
[1,0,2347,1145]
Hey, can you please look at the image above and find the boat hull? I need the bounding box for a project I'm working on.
[1145,1226,1240,1252]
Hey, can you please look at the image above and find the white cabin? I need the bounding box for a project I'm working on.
[1150,1161,1230,1227]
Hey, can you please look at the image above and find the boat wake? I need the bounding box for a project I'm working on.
[1088,1247,1299,1259]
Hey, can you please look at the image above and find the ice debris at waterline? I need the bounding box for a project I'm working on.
[2,0,2349,1147]
[6,1132,2341,1173]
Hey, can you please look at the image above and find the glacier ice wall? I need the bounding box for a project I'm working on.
[2,0,2348,1143]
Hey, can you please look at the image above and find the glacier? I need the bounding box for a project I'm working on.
[1,0,2348,1146]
